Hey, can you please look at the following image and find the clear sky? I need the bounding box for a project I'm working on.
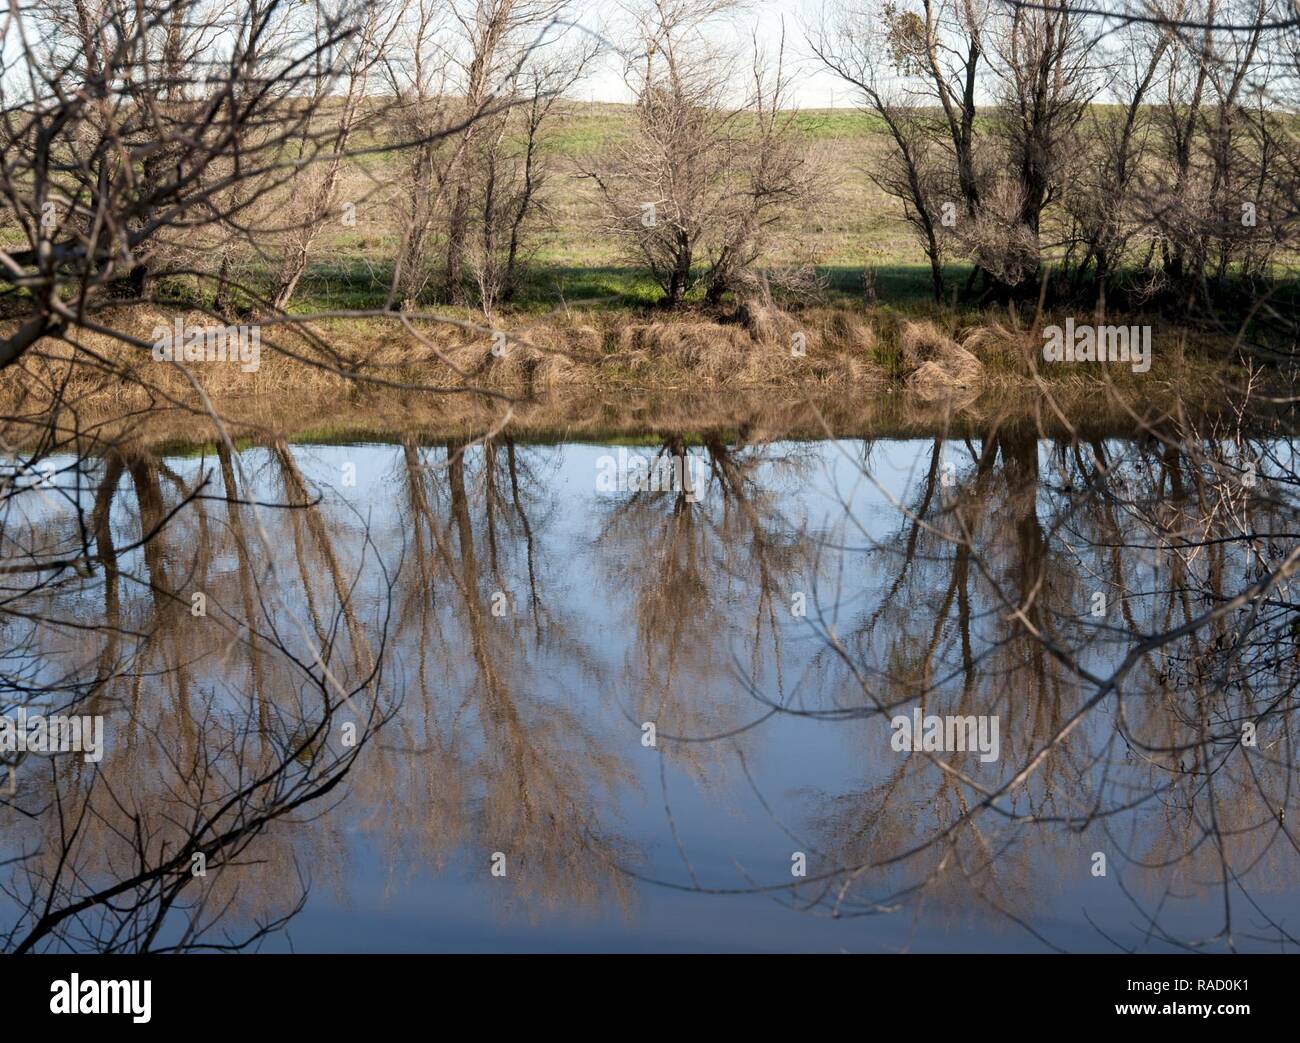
[568,0,854,108]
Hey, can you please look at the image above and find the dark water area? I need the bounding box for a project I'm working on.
[4,418,1300,953]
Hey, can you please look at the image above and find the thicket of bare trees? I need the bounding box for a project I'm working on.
[20,0,1295,322]
[814,0,1296,314]
[16,0,594,324]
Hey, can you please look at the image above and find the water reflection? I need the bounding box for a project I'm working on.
[2,416,1299,952]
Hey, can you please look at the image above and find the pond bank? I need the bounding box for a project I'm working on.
[0,301,1241,415]
[3,382,1284,455]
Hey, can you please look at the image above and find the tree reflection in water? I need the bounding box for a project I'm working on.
[2,408,1298,952]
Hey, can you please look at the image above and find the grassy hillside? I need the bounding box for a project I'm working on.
[264,99,1296,320]
[265,102,946,315]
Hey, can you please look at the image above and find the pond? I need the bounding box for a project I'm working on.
[3,409,1299,953]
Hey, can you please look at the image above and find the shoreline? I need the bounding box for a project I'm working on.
[1,301,1241,414]
[1,383,1281,454]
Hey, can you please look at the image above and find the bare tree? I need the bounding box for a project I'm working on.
[1063,13,1174,302]
[441,0,574,305]
[703,31,821,303]
[991,0,1097,253]
[467,44,597,314]
[589,0,814,307]
[811,1,950,301]
[385,0,459,312]
[267,0,409,312]
[587,0,744,307]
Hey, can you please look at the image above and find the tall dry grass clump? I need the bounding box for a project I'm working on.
[896,319,984,394]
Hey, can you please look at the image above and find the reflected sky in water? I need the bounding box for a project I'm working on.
[5,430,1299,952]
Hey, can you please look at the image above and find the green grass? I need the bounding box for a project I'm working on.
[252,260,971,316]
[127,98,1298,326]
[787,108,888,137]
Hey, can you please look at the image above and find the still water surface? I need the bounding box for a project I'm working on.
[6,424,1299,952]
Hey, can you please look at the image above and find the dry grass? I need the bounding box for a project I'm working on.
[0,300,1234,426]
[895,319,985,396]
